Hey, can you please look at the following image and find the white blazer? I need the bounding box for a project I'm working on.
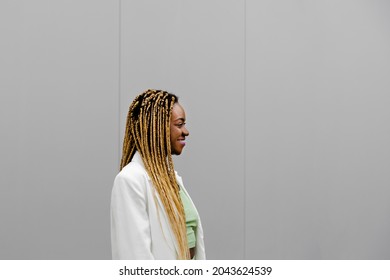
[111,152,206,260]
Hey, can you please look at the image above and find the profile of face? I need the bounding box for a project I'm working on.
[170,103,189,155]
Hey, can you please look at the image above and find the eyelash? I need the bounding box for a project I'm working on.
[176,123,186,128]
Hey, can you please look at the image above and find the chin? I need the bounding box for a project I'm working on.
[172,149,183,156]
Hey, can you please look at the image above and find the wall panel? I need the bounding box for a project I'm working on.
[246,0,390,259]
[0,0,118,259]
[120,0,245,259]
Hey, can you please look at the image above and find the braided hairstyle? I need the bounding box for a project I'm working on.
[120,89,189,260]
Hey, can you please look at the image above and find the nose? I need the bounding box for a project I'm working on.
[182,126,189,136]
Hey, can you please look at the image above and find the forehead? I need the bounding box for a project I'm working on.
[171,103,186,120]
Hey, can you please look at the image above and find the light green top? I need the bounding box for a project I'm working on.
[179,188,198,248]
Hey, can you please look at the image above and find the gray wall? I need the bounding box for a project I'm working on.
[0,0,118,259]
[1,0,389,259]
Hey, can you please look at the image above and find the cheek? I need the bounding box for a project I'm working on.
[171,127,179,138]
[170,127,178,143]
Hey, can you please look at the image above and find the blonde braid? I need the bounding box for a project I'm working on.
[120,89,189,260]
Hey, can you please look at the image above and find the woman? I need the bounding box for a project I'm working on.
[111,89,206,260]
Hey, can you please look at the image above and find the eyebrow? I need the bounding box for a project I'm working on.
[174,118,186,122]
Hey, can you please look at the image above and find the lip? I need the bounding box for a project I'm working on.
[178,139,186,146]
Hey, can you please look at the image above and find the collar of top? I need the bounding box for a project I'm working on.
[131,151,183,184]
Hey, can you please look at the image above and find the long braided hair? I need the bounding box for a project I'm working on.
[120,89,189,260]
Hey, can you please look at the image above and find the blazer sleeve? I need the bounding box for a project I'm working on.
[110,171,154,259]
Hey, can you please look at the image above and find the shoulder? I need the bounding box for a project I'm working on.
[117,161,149,180]
[113,162,150,196]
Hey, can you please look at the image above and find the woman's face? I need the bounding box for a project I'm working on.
[170,103,189,155]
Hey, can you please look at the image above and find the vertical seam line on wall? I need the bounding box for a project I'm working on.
[244,0,247,260]
[118,0,122,169]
